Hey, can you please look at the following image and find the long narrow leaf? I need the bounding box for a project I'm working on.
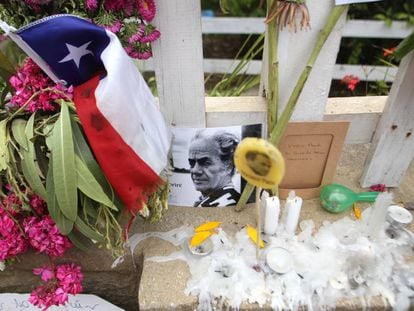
[72,119,123,209]
[395,31,414,61]
[68,232,90,251]
[52,102,77,221]
[46,158,74,235]
[71,120,111,191]
[11,118,28,151]
[75,216,104,242]
[21,113,47,200]
[0,120,9,171]
[75,154,117,210]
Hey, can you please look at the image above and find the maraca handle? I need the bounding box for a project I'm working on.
[356,191,379,202]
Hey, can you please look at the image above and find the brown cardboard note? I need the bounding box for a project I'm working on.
[278,121,349,199]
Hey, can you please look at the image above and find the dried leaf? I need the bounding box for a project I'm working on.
[194,221,221,233]
[246,224,264,248]
[190,231,213,247]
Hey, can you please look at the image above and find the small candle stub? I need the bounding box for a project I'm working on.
[187,239,213,256]
[387,205,413,225]
[329,272,348,290]
[266,247,293,274]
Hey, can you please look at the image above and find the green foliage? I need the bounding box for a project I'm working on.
[202,0,266,17]
[207,34,264,96]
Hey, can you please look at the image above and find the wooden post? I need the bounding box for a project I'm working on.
[152,0,206,127]
[360,52,414,187]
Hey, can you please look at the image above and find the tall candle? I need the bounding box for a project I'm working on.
[264,196,280,236]
[283,191,303,235]
[365,192,392,240]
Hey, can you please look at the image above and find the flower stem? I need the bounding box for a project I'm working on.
[267,0,279,136]
[235,4,349,211]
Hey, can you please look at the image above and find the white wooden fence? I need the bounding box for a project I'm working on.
[152,0,414,188]
[144,17,414,82]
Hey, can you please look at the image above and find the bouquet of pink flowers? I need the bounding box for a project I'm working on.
[0,0,159,59]
[0,2,167,310]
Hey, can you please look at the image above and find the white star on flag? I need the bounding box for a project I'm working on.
[59,41,94,68]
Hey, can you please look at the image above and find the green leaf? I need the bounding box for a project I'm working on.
[11,118,28,151]
[72,119,123,209]
[79,193,98,219]
[20,113,47,200]
[34,137,49,178]
[394,31,414,61]
[68,231,90,251]
[0,120,9,171]
[52,102,77,221]
[46,158,74,235]
[71,120,111,192]
[75,154,117,210]
[75,216,104,242]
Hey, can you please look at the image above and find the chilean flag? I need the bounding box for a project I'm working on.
[1,15,171,213]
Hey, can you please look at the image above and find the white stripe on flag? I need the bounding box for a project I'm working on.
[96,30,171,175]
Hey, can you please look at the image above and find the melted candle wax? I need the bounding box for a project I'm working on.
[128,208,414,311]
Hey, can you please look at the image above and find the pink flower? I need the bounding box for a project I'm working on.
[9,58,73,113]
[0,215,28,260]
[30,264,83,310]
[128,24,146,44]
[104,20,123,34]
[85,0,98,10]
[370,184,387,192]
[30,195,47,215]
[33,266,54,282]
[56,264,83,295]
[139,29,160,43]
[23,215,72,258]
[137,0,156,22]
[340,75,360,92]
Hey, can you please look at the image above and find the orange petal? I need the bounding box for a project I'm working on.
[246,224,264,248]
[194,221,221,233]
[353,203,362,220]
[190,231,213,247]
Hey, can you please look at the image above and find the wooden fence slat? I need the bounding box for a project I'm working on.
[205,96,387,144]
[138,59,398,82]
[201,17,413,39]
[360,52,414,187]
[152,0,206,127]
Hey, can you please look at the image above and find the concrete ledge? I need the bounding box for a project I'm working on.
[137,143,414,311]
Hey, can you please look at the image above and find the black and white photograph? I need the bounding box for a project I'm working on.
[168,124,262,207]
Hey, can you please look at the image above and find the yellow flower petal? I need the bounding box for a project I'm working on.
[246,224,264,248]
[190,231,214,247]
[353,203,362,220]
[194,221,222,233]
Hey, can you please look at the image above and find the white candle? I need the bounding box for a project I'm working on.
[264,196,280,236]
[366,192,392,240]
[283,191,303,235]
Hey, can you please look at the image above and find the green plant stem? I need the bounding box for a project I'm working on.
[236,4,349,212]
[267,0,279,136]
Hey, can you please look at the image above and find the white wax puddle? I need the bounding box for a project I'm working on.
[129,209,414,311]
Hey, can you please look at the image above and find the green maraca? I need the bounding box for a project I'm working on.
[320,183,380,213]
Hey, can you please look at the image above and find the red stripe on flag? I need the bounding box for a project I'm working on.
[74,75,162,213]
